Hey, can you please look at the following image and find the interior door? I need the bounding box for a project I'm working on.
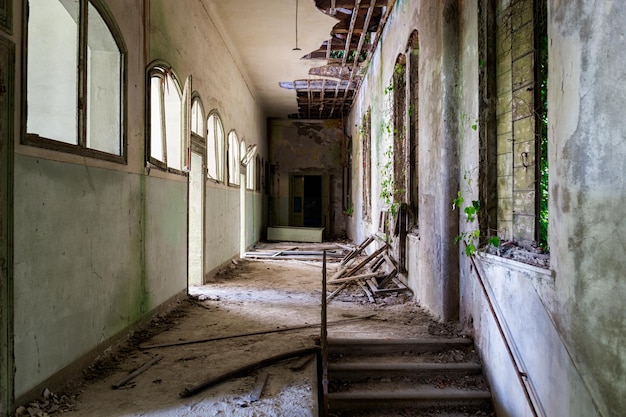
[290,174,305,227]
[289,173,327,229]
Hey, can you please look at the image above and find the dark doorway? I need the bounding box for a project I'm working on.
[290,173,327,228]
[303,175,322,227]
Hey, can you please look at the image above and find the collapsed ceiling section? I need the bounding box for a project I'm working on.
[281,0,395,119]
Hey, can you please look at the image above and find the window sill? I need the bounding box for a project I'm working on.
[23,134,126,165]
[476,250,553,280]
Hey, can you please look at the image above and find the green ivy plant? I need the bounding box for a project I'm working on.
[453,192,500,256]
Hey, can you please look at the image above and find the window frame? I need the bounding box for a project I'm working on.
[227,130,240,186]
[206,110,225,183]
[361,108,372,222]
[22,0,128,164]
[146,63,185,175]
[489,0,549,253]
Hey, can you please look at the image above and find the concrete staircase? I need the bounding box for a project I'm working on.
[326,337,494,416]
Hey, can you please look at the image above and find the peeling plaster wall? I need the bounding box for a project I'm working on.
[268,119,344,238]
[548,1,626,415]
[456,1,626,416]
[346,0,625,415]
[348,0,461,321]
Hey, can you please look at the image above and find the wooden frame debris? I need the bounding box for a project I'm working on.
[326,235,411,303]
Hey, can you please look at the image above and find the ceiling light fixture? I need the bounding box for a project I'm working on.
[293,0,301,51]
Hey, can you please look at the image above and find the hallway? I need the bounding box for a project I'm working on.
[27,246,457,417]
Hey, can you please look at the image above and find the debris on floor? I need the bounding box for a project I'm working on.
[242,242,350,262]
[14,388,75,417]
[327,236,412,303]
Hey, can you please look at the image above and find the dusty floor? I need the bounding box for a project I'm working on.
[18,242,467,417]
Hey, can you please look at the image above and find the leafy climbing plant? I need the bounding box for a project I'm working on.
[453,192,500,256]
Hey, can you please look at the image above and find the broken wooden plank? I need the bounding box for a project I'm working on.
[365,277,380,294]
[326,283,348,303]
[344,244,388,277]
[112,354,163,389]
[179,346,321,397]
[377,269,398,289]
[247,370,269,402]
[340,235,374,266]
[288,354,315,371]
[139,315,375,349]
[328,271,385,284]
[330,265,348,280]
[356,280,375,303]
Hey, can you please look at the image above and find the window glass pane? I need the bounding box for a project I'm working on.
[164,74,182,170]
[149,76,164,162]
[86,2,122,155]
[228,132,240,185]
[27,0,78,145]
[206,114,218,179]
[216,118,224,181]
[246,157,254,190]
[191,99,204,135]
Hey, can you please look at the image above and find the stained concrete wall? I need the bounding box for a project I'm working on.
[345,0,626,415]
[547,1,626,415]
[268,119,345,238]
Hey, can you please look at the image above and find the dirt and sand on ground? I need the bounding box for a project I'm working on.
[17,242,469,417]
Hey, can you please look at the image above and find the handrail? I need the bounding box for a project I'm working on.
[466,246,546,417]
[320,250,329,417]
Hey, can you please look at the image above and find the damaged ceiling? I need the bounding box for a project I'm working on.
[204,0,395,120]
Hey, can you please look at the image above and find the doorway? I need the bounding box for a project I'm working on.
[188,149,204,286]
[289,173,329,229]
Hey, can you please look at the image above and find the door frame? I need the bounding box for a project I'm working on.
[288,171,330,231]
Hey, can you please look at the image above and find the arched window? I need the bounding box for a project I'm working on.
[148,65,183,172]
[228,131,240,186]
[207,112,225,182]
[191,96,205,138]
[25,0,126,162]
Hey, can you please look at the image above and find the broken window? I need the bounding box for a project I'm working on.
[407,31,420,231]
[392,54,408,205]
[227,130,240,186]
[148,66,183,172]
[342,134,352,215]
[361,108,372,222]
[25,0,125,163]
[493,0,549,252]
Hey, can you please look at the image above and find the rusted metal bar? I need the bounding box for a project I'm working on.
[467,246,544,417]
[139,315,374,350]
[321,250,329,417]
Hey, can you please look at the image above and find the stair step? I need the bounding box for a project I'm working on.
[328,387,492,410]
[327,337,472,355]
[329,362,482,379]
